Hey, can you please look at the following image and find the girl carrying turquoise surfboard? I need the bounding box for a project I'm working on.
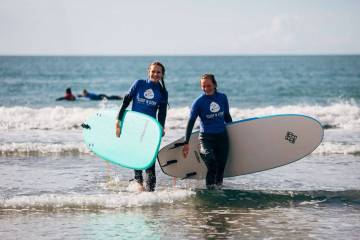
[116,62,168,192]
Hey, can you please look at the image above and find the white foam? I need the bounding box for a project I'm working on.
[229,102,360,130]
[0,102,359,131]
[0,189,195,211]
[1,140,358,156]
[0,106,97,131]
[0,102,359,156]
[314,142,360,156]
[157,101,360,131]
[0,142,89,156]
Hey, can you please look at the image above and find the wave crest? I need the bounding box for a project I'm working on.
[2,102,359,131]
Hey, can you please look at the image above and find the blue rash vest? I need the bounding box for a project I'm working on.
[189,91,231,134]
[128,79,167,118]
[117,79,168,128]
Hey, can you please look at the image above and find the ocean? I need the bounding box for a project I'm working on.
[0,56,360,239]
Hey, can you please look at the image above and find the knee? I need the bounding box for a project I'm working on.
[200,147,215,163]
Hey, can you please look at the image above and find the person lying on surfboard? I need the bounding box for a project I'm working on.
[78,89,123,101]
[183,74,232,189]
[115,61,168,192]
[56,87,76,101]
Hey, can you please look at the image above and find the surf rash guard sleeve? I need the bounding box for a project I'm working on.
[117,93,133,121]
[184,118,196,144]
[224,95,233,123]
[117,80,140,121]
[184,100,200,144]
[157,91,168,128]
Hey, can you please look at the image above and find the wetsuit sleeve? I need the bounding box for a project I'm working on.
[184,100,200,144]
[224,112,232,123]
[224,95,233,123]
[117,93,132,121]
[157,91,168,128]
[184,118,196,144]
[117,80,139,121]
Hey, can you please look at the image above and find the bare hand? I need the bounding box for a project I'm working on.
[115,121,121,138]
[182,144,190,158]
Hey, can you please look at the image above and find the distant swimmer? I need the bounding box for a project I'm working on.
[56,87,76,101]
[77,89,123,100]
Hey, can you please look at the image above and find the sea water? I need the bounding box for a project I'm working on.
[0,56,360,239]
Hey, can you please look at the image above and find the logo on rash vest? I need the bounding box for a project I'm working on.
[209,102,220,113]
[144,89,154,99]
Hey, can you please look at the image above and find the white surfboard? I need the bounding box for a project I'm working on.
[158,114,323,179]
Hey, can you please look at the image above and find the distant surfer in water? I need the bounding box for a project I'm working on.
[116,62,168,192]
[56,87,76,101]
[78,89,123,100]
[183,74,232,189]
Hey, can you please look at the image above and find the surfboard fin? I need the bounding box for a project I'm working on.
[81,123,91,129]
[160,159,178,167]
[169,142,186,149]
[181,172,197,180]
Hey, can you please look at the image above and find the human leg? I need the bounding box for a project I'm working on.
[199,134,217,188]
[145,163,156,192]
[214,131,229,186]
[134,169,143,184]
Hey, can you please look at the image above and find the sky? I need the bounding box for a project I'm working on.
[0,0,359,55]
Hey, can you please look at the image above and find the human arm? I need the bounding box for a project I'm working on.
[182,100,199,158]
[158,103,167,136]
[182,117,196,158]
[224,112,232,123]
[224,95,232,123]
[157,92,168,136]
[116,93,132,137]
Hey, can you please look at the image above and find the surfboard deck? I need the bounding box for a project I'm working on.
[83,110,162,170]
[158,114,323,179]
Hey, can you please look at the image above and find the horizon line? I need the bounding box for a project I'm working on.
[1,53,360,57]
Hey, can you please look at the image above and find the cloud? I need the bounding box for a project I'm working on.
[234,15,301,53]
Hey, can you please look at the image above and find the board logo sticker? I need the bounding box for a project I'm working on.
[144,89,154,99]
[285,131,297,144]
[209,101,220,113]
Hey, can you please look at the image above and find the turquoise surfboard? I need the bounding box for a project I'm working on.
[82,110,162,170]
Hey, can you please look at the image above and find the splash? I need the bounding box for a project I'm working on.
[0,189,195,212]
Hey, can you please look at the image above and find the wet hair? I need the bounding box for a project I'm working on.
[149,61,170,108]
[66,88,72,94]
[201,73,217,88]
[148,61,167,95]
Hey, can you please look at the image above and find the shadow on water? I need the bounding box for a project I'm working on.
[194,189,360,209]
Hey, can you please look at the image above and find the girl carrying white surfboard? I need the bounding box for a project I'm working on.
[183,74,232,189]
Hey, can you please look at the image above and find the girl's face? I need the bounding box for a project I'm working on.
[201,78,216,95]
[148,65,163,82]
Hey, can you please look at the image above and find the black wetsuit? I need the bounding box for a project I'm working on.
[86,92,122,100]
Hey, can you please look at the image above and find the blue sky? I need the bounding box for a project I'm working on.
[1,0,359,55]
